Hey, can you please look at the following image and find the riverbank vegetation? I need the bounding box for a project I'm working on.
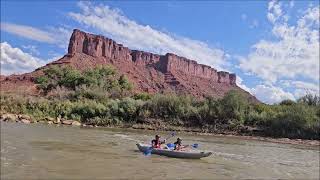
[1,65,319,140]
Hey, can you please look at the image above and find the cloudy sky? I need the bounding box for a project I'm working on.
[1,0,319,104]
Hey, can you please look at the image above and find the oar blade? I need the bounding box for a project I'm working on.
[166,143,175,150]
[191,143,199,148]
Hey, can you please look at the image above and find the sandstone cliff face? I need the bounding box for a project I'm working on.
[68,29,132,61]
[1,29,256,101]
[162,53,220,82]
[131,50,161,66]
[67,29,236,86]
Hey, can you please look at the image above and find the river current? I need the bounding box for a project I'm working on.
[1,122,319,179]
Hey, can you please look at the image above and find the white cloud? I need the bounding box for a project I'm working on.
[236,1,319,104]
[281,80,319,91]
[48,26,73,49]
[1,42,46,75]
[236,78,304,104]
[1,22,56,43]
[267,0,283,23]
[1,22,72,49]
[239,3,319,84]
[68,1,228,70]
[281,80,320,98]
[251,84,295,104]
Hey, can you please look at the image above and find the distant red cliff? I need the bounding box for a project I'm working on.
[67,29,236,86]
[0,29,257,101]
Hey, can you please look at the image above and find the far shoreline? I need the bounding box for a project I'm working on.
[1,114,319,147]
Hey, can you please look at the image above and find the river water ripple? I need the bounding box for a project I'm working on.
[1,122,319,179]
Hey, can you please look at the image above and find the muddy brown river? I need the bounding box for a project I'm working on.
[1,122,319,179]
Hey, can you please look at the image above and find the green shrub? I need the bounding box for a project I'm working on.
[297,94,320,106]
[145,94,194,120]
[106,98,145,122]
[35,65,133,97]
[70,100,108,120]
[133,93,152,101]
[72,85,109,103]
[253,104,319,139]
[197,97,219,127]
[217,90,249,124]
[279,99,296,106]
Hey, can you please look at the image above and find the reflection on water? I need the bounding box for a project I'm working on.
[1,122,319,179]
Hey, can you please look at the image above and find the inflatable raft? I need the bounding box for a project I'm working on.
[136,143,212,159]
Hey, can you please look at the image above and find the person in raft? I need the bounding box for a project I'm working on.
[174,138,185,150]
[151,135,166,148]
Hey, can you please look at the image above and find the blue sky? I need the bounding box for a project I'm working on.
[1,0,319,104]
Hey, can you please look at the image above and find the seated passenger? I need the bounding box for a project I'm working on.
[174,138,185,150]
[151,135,166,148]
